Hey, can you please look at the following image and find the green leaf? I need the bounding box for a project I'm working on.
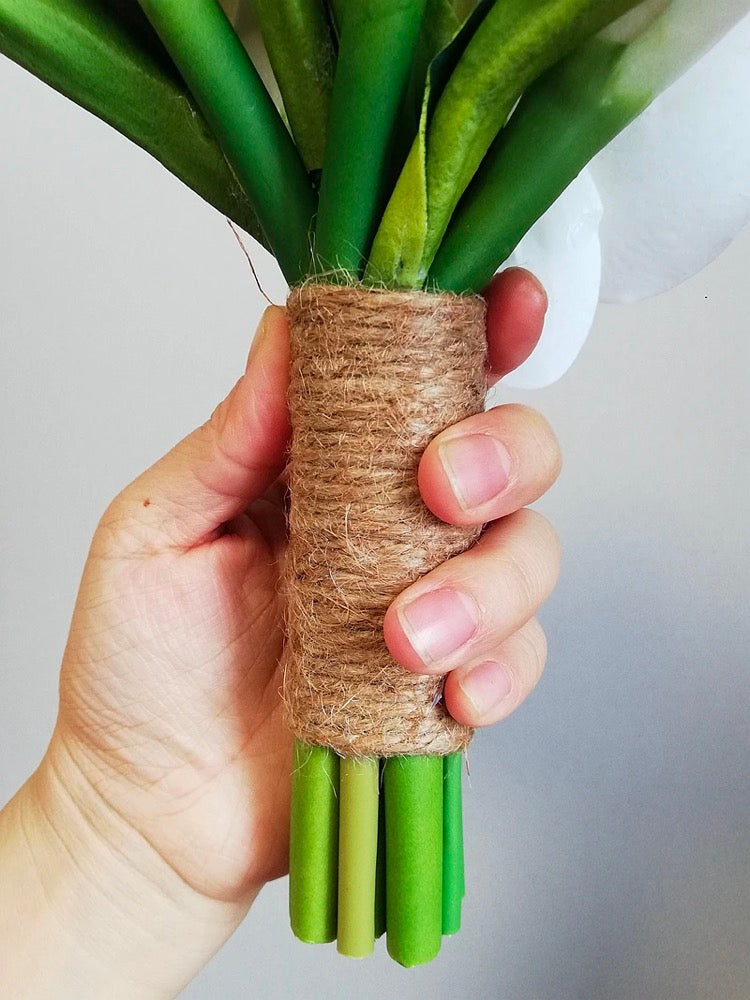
[430,0,750,293]
[429,35,645,292]
[326,0,345,37]
[249,0,335,171]
[365,1,490,287]
[419,0,642,274]
[398,0,468,145]
[0,0,266,243]
[138,0,317,283]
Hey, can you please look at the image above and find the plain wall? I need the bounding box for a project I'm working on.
[1,55,748,1000]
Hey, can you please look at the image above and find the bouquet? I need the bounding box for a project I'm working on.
[2,0,748,969]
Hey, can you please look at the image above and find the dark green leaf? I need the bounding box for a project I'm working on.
[0,0,266,243]
[138,0,317,282]
[249,0,335,171]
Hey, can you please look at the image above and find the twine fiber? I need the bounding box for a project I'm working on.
[283,283,487,757]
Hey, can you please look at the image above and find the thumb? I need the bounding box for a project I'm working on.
[111,305,291,550]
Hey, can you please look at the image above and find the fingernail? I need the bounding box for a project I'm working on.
[459,661,513,716]
[439,435,512,510]
[527,270,548,313]
[399,588,479,665]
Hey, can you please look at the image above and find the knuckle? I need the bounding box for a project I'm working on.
[515,507,561,562]
[516,618,548,686]
[497,404,562,488]
[504,510,561,609]
[526,508,561,564]
[93,493,148,559]
[205,389,234,442]
[532,414,563,483]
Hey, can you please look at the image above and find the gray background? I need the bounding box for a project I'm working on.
[1,55,748,1000]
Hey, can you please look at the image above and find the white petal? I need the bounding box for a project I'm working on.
[591,13,750,303]
[496,169,603,393]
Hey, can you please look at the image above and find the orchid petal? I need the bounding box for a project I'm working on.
[495,169,603,393]
[590,12,750,302]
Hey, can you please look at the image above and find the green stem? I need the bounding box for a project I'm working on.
[248,0,335,171]
[384,756,443,967]
[428,35,648,292]
[337,757,380,957]
[442,753,464,935]
[138,0,316,282]
[289,741,340,943]
[313,0,428,278]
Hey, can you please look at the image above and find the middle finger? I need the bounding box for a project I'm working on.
[418,403,561,527]
[383,508,561,675]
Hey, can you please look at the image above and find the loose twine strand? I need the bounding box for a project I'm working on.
[282,283,487,757]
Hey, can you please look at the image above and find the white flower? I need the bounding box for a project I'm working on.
[503,6,750,390]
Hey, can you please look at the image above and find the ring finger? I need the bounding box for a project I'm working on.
[383,508,561,675]
[443,617,548,727]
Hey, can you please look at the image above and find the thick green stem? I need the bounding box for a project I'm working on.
[138,0,316,282]
[384,756,443,967]
[442,753,464,935]
[337,757,380,957]
[248,0,335,171]
[313,0,428,278]
[289,741,340,943]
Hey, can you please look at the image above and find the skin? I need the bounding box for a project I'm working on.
[0,268,561,998]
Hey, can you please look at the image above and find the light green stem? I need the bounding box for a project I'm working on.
[289,741,340,943]
[337,757,380,957]
[374,762,387,939]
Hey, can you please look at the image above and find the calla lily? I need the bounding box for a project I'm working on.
[502,4,750,389]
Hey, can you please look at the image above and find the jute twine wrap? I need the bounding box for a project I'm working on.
[283,284,487,757]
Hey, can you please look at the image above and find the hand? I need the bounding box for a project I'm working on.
[51,264,558,892]
[3,268,560,996]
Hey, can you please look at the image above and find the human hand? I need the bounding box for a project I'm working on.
[53,267,558,898]
[4,268,560,996]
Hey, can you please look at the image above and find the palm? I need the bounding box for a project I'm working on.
[58,496,292,900]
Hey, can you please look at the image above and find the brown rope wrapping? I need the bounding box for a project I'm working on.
[282,284,487,757]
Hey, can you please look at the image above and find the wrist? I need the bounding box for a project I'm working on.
[1,742,257,999]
